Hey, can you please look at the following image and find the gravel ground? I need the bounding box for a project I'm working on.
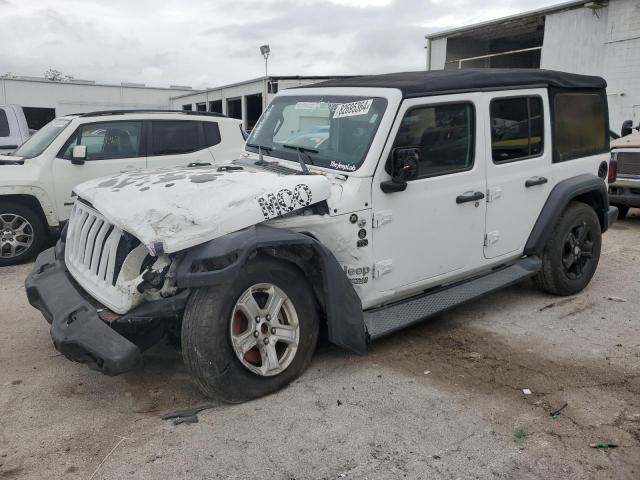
[1,213,639,480]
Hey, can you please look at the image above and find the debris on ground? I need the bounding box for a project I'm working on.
[522,389,532,395]
[337,400,343,406]
[607,296,627,303]
[423,370,431,375]
[589,442,618,449]
[539,303,556,312]
[160,404,216,425]
[550,403,569,418]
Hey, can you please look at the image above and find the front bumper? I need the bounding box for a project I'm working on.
[25,246,189,375]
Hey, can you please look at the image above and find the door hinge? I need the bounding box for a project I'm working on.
[372,210,393,228]
[484,231,500,247]
[487,187,502,203]
[373,260,393,279]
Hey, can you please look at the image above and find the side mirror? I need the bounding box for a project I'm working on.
[71,145,87,165]
[621,120,633,137]
[380,147,420,193]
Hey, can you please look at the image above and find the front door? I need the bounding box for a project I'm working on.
[52,120,146,219]
[484,91,551,259]
[371,93,487,300]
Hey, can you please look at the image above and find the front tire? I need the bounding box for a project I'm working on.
[0,202,47,267]
[534,202,602,296]
[181,256,319,403]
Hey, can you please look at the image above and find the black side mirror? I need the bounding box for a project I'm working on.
[381,147,420,193]
[621,120,633,137]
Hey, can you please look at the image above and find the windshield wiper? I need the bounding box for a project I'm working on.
[246,143,273,165]
[282,144,317,175]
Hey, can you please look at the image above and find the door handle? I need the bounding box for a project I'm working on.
[525,176,548,188]
[456,191,485,204]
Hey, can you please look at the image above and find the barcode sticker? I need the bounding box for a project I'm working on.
[333,99,373,119]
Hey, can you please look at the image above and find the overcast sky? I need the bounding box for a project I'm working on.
[0,0,565,89]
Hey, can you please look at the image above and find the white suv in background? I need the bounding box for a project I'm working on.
[0,110,245,265]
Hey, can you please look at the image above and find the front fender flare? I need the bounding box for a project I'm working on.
[175,225,367,355]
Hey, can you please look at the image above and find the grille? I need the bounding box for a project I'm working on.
[65,201,142,314]
[617,152,640,176]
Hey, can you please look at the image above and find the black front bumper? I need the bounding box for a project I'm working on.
[25,246,189,375]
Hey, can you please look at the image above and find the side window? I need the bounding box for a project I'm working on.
[490,96,544,163]
[61,121,143,160]
[393,103,475,179]
[151,120,202,155]
[202,122,221,147]
[0,110,10,137]
[554,92,608,162]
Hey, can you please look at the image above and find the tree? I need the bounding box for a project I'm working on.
[43,68,73,82]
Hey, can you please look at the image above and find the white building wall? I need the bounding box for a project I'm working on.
[542,0,640,132]
[0,78,195,116]
[428,38,448,70]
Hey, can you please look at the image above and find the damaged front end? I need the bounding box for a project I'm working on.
[25,201,189,375]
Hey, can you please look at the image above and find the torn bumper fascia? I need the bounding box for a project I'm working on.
[25,244,190,375]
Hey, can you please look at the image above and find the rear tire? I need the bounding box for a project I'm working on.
[534,202,601,296]
[0,202,47,267]
[181,256,319,403]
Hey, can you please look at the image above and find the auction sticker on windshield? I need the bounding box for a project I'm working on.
[333,99,373,119]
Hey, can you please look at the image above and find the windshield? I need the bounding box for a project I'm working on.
[12,118,71,158]
[246,95,388,172]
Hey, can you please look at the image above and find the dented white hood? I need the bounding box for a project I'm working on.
[74,164,332,254]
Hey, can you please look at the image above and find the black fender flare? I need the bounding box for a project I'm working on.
[175,224,367,355]
[524,173,610,256]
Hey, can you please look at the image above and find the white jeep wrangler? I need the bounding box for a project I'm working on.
[26,70,618,402]
[0,110,244,265]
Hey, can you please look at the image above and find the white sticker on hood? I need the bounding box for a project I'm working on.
[333,99,373,119]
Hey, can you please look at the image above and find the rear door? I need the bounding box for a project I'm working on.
[52,120,146,219]
[484,90,552,259]
[146,120,217,169]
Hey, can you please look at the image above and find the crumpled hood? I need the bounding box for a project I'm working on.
[74,164,332,254]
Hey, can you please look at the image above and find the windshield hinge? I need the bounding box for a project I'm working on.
[372,210,393,228]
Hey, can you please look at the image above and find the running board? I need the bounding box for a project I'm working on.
[364,256,542,341]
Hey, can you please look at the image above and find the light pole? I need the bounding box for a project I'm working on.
[260,44,270,78]
[260,45,271,112]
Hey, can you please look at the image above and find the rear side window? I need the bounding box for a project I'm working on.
[554,92,608,162]
[151,120,201,155]
[490,96,543,163]
[0,110,10,137]
[393,102,475,179]
[61,121,143,160]
[203,122,221,147]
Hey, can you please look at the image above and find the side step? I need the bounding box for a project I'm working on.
[364,256,542,341]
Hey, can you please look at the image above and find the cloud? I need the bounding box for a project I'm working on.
[0,0,566,88]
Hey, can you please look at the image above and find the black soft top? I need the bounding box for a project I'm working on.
[304,69,606,98]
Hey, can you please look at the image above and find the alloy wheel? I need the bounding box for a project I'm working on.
[0,213,34,259]
[562,221,594,280]
[229,283,300,377]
